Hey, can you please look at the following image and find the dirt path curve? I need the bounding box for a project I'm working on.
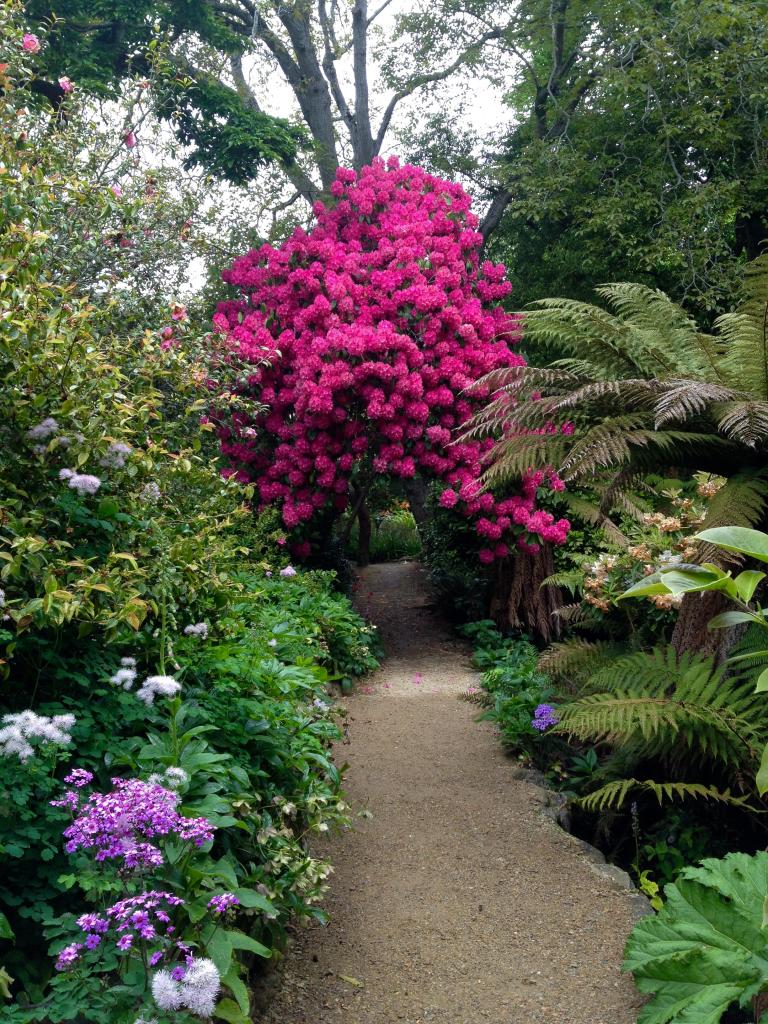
[258,561,643,1024]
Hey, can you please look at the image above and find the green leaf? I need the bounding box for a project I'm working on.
[696,527,768,564]
[96,497,119,519]
[757,744,768,795]
[624,851,768,1023]
[205,929,234,976]
[214,997,251,1024]
[708,611,760,629]
[233,887,276,914]
[755,668,768,694]
[225,929,271,958]
[0,912,14,940]
[735,570,766,603]
[222,967,250,1015]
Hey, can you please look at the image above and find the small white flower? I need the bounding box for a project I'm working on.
[267,638,277,647]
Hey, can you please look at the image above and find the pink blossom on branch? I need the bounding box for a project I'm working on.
[22,33,41,53]
[213,158,569,562]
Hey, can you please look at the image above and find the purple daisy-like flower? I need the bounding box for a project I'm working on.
[55,942,83,971]
[208,892,240,914]
[64,768,93,788]
[61,777,214,869]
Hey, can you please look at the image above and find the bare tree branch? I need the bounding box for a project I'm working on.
[373,26,504,156]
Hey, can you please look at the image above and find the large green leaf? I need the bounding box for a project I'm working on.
[696,527,768,564]
[624,851,768,1023]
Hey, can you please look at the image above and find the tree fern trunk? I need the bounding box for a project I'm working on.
[670,591,741,663]
[491,545,563,641]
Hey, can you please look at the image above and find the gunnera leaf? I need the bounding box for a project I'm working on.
[623,851,768,1023]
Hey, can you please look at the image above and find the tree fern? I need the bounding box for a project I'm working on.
[554,647,765,810]
[468,259,768,517]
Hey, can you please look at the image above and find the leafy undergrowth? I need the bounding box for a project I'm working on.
[1,569,379,1022]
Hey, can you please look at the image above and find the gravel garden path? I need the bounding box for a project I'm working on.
[258,561,643,1024]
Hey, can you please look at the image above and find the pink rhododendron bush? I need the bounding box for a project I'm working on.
[214,158,569,562]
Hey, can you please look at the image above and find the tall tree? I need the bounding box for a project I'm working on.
[399,0,768,315]
[23,0,510,207]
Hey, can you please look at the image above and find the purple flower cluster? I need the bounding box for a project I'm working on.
[59,777,214,869]
[531,703,560,731]
[54,892,185,971]
[207,892,239,915]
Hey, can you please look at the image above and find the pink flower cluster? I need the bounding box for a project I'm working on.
[214,157,569,561]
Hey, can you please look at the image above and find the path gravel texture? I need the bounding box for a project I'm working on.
[258,561,643,1024]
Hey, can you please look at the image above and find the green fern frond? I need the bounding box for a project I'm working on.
[537,638,618,683]
[654,380,741,427]
[578,778,752,812]
[560,492,629,545]
[556,647,762,770]
[699,471,768,532]
[540,569,584,596]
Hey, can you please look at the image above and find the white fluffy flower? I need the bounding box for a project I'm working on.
[183,622,208,639]
[110,667,137,690]
[136,675,181,705]
[140,481,161,502]
[121,656,137,668]
[180,958,221,1017]
[0,589,4,608]
[100,442,132,469]
[0,710,75,761]
[151,969,183,1011]
[151,959,220,1018]
[27,417,59,440]
[64,472,102,496]
[163,766,189,788]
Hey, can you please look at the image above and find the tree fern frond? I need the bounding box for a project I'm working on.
[653,380,742,427]
[550,602,602,628]
[537,638,618,683]
[578,778,752,812]
[556,647,763,773]
[540,570,584,596]
[560,492,630,545]
[713,400,768,448]
[717,255,768,398]
[699,472,768,532]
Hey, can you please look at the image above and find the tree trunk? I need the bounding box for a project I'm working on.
[490,546,563,642]
[404,476,429,530]
[356,501,372,567]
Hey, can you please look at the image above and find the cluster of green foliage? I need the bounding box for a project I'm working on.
[460,622,555,757]
[419,493,493,623]
[0,14,380,1021]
